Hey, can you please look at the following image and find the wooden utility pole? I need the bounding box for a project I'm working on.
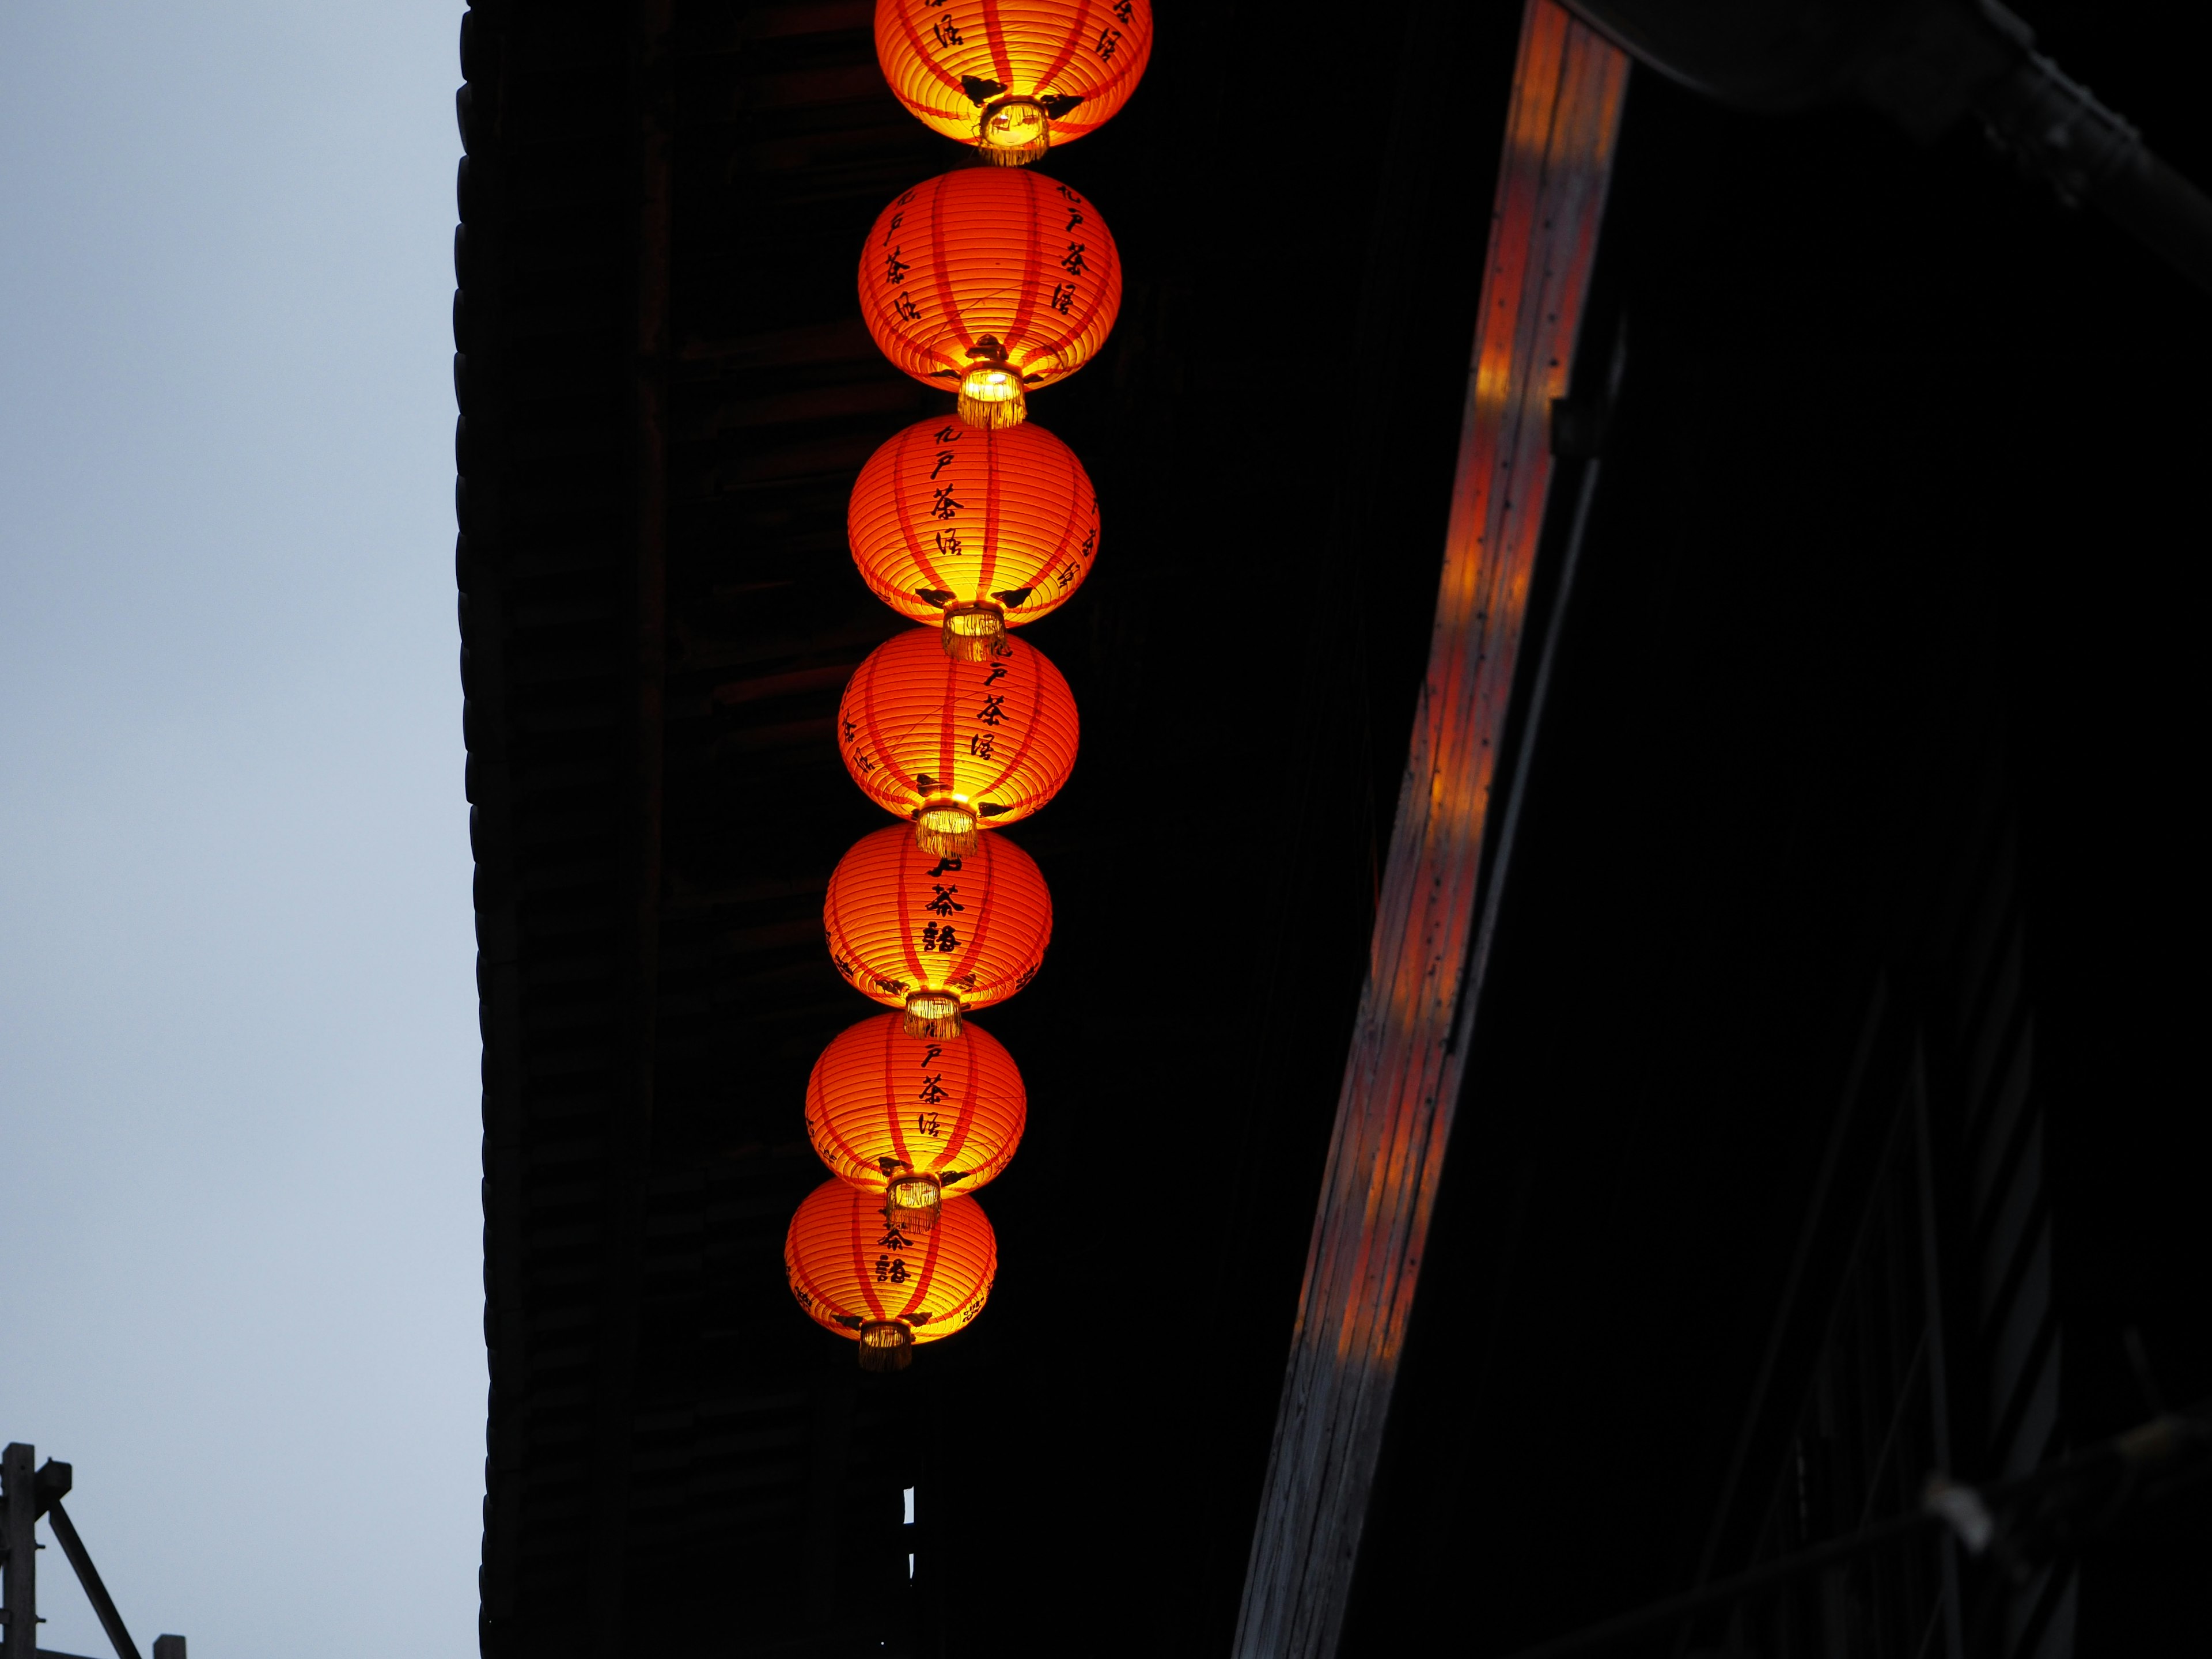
[2,1442,184,1659]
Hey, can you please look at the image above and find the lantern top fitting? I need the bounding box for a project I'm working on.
[874,0,1155,166]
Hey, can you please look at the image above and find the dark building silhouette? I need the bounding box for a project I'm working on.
[452,2,2210,1655]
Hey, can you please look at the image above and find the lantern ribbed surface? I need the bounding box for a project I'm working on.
[874,0,1154,159]
[786,1176,997,1346]
[860,168,1121,404]
[825,823,1053,1016]
[839,626,1078,834]
[806,1012,1028,1199]
[850,416,1099,635]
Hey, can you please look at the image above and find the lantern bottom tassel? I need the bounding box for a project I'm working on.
[957,384,1028,429]
[978,97,1049,166]
[903,991,964,1041]
[958,342,1028,430]
[942,603,1006,661]
[858,1320,914,1372]
[915,801,979,857]
[885,1172,943,1234]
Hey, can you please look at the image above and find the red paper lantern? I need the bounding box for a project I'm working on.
[824,823,1052,1037]
[860,167,1121,429]
[874,0,1155,166]
[786,1176,997,1370]
[839,626,1078,854]
[806,1013,1027,1230]
[849,415,1099,658]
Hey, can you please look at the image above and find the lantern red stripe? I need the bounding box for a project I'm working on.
[846,1194,891,1321]
[924,171,971,366]
[898,1218,946,1319]
[1050,4,1151,139]
[887,425,946,597]
[894,828,933,987]
[934,631,959,796]
[892,3,967,98]
[999,168,1048,359]
[820,1089,880,1177]
[935,1024,985,1172]
[1032,0,1092,92]
[962,628,1051,804]
[930,1260,991,1327]
[1047,444,1085,567]
[982,0,1016,90]
[853,647,899,790]
[939,812,1002,984]
[978,419,1004,597]
[851,645,956,812]
[879,1014,917,1171]
[1038,233,1115,365]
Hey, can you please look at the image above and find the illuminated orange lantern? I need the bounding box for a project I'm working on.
[860,168,1122,429]
[786,1176,997,1370]
[850,415,1099,658]
[839,626,1077,853]
[874,0,1155,166]
[824,823,1051,1037]
[806,1012,1026,1230]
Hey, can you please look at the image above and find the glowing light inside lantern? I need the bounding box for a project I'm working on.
[983,96,1047,151]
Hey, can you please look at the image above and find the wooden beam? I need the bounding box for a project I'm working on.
[1231,6,1629,1656]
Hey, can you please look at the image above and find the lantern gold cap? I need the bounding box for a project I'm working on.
[885,1171,944,1232]
[957,338,1028,430]
[858,1319,915,1372]
[941,602,1007,661]
[978,96,1050,166]
[903,990,964,1040]
[915,799,979,857]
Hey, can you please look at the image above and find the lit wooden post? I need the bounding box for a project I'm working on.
[1232,5,1631,1657]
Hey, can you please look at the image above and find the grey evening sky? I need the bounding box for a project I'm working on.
[1,4,479,1655]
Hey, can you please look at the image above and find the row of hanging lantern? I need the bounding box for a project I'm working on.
[783,0,1155,1372]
